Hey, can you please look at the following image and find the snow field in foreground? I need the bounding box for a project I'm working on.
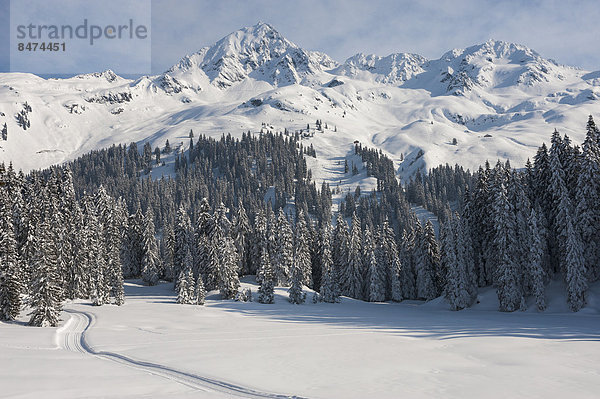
[1,278,600,398]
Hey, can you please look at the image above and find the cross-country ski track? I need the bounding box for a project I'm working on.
[57,309,306,399]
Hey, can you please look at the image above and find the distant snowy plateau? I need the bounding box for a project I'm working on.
[1,22,599,183]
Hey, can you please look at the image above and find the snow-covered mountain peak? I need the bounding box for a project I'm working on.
[164,22,338,89]
[203,21,292,62]
[330,39,572,95]
[71,70,121,83]
[423,39,573,95]
[444,40,543,62]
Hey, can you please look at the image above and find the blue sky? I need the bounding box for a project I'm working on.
[2,0,599,75]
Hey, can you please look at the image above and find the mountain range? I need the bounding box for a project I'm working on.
[1,22,598,186]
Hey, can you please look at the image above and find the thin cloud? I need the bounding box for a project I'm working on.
[3,0,597,74]
[151,0,600,74]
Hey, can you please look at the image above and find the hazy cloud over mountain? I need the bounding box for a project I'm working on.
[151,0,600,74]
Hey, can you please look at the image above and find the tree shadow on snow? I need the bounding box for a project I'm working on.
[123,280,176,298]
[123,280,223,303]
[208,298,600,342]
[122,279,600,342]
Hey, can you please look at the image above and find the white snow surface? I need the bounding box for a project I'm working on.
[0,22,599,189]
[2,278,600,398]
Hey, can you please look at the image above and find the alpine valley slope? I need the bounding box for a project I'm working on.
[1,22,599,182]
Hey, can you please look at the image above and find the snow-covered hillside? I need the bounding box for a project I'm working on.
[1,22,599,182]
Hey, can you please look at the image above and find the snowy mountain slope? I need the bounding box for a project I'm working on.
[160,22,337,90]
[0,22,599,189]
[401,40,577,96]
[335,52,427,84]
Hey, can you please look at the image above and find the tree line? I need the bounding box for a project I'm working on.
[1,117,599,327]
[442,116,600,312]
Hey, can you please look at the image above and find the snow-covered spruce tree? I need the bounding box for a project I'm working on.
[17,175,41,289]
[508,171,532,289]
[533,143,556,273]
[195,198,213,239]
[414,220,439,300]
[217,237,240,300]
[195,198,213,285]
[535,205,550,279]
[214,203,240,300]
[492,179,524,312]
[575,120,600,282]
[174,205,193,283]
[69,204,89,299]
[231,203,250,275]
[0,188,22,321]
[564,213,587,312]
[236,287,252,302]
[319,224,339,303]
[524,158,537,204]
[45,172,68,294]
[309,221,323,290]
[332,213,350,293]
[95,188,126,305]
[458,223,478,303]
[116,203,130,279]
[123,205,144,278]
[215,202,232,237]
[56,167,79,300]
[107,198,126,305]
[94,239,109,306]
[258,248,275,304]
[249,209,268,277]
[294,210,313,287]
[141,208,160,286]
[372,230,391,299]
[362,226,374,297]
[83,197,110,306]
[201,213,221,293]
[273,209,293,286]
[549,130,573,270]
[288,259,306,304]
[550,145,588,311]
[90,191,127,305]
[560,134,579,200]
[340,212,363,299]
[364,226,385,302]
[527,209,547,311]
[586,114,600,143]
[392,256,405,302]
[89,250,108,306]
[28,220,63,327]
[398,228,416,300]
[443,216,472,311]
[549,128,569,177]
[160,222,176,281]
[457,194,478,303]
[110,265,125,306]
[176,249,195,304]
[5,165,26,287]
[380,218,403,301]
[472,163,495,286]
[194,275,206,305]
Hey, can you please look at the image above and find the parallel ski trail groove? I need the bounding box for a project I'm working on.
[60,309,307,399]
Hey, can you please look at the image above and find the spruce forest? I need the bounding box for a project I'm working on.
[1,116,600,326]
